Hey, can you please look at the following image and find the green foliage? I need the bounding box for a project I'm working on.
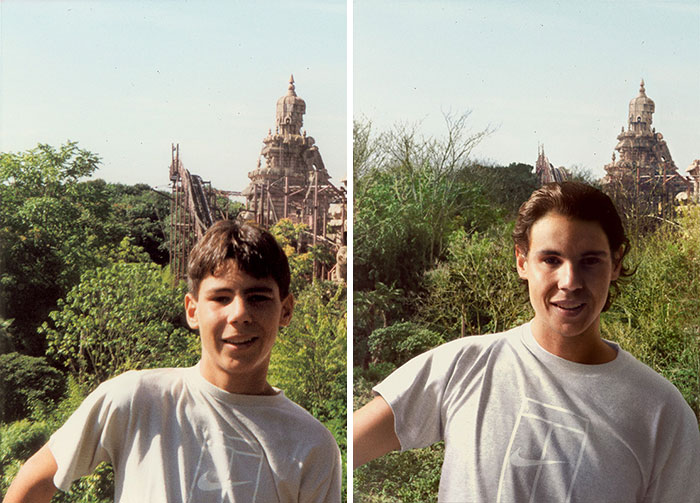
[269,219,314,295]
[0,419,53,495]
[0,353,66,423]
[462,162,538,217]
[101,183,171,265]
[368,322,444,367]
[42,262,199,385]
[354,115,497,295]
[0,318,15,355]
[0,143,106,354]
[354,444,444,503]
[419,225,532,336]
[269,281,346,423]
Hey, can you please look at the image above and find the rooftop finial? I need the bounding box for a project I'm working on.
[288,74,296,96]
[640,79,646,95]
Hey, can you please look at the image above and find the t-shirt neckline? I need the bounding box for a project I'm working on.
[186,363,286,406]
[519,322,630,377]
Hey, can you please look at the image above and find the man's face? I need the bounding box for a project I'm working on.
[516,212,621,345]
[185,260,293,395]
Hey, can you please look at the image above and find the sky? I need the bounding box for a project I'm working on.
[354,0,700,179]
[0,0,347,193]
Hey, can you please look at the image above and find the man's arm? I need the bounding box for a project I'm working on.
[353,395,401,468]
[2,444,58,503]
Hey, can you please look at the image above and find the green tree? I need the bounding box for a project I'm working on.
[42,261,199,385]
[0,353,65,423]
[354,115,497,295]
[0,142,107,354]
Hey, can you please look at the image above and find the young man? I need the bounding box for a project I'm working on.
[354,182,700,502]
[4,220,341,503]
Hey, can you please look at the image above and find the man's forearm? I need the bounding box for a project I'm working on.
[3,445,58,503]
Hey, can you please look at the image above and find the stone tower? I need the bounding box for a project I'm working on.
[243,75,332,226]
[602,80,688,202]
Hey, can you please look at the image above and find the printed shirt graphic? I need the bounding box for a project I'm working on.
[497,397,590,503]
[186,429,275,503]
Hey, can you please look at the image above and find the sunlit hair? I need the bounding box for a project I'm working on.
[187,220,290,299]
[512,181,633,311]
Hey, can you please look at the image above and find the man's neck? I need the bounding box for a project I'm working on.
[531,320,617,365]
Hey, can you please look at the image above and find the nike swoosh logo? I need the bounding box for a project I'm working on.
[510,447,567,467]
[197,471,252,491]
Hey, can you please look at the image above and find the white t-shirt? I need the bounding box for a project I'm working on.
[374,323,700,503]
[48,365,341,503]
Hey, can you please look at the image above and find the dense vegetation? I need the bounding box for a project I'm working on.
[0,143,346,501]
[353,117,700,502]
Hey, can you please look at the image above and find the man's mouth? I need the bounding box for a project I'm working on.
[551,301,585,314]
[222,337,258,348]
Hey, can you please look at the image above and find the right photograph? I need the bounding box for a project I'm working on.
[352,2,700,502]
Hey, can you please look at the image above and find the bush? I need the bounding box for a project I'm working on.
[368,322,444,367]
[0,353,65,423]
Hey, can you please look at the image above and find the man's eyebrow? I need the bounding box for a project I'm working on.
[243,286,275,294]
[206,286,275,295]
[534,249,609,257]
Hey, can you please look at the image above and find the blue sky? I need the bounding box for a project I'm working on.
[0,0,347,192]
[354,0,700,178]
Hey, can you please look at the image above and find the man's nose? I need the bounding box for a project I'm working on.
[227,296,252,324]
[558,262,583,291]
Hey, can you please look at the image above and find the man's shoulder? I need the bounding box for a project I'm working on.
[617,350,691,407]
[90,367,190,404]
[427,323,524,362]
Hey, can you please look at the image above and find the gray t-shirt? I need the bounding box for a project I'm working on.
[48,365,341,503]
[374,323,700,502]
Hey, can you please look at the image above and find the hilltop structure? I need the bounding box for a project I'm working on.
[535,145,568,185]
[601,80,690,213]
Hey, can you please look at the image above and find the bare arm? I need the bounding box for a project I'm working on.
[2,444,58,503]
[353,395,401,468]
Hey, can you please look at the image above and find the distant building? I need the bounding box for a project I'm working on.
[241,76,344,237]
[602,80,690,203]
[535,145,568,185]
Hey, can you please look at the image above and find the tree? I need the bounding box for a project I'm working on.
[42,261,199,385]
[354,114,496,294]
[0,142,108,354]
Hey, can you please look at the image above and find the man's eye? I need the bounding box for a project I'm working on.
[248,295,272,303]
[543,257,560,265]
[212,296,231,304]
[582,257,602,266]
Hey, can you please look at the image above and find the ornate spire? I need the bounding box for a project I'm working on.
[287,74,297,96]
[639,79,646,96]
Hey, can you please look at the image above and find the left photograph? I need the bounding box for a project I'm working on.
[0,1,347,502]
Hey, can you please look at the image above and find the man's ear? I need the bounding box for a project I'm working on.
[611,246,624,281]
[515,246,528,280]
[279,293,295,327]
[184,292,199,330]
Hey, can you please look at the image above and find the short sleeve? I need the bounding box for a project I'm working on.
[298,427,342,503]
[373,339,467,451]
[47,372,135,491]
[642,400,700,502]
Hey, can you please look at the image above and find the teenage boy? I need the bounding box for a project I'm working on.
[354,182,700,502]
[4,220,341,503]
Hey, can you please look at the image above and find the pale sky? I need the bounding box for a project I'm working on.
[354,0,700,179]
[0,0,347,192]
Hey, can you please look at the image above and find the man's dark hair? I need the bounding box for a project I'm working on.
[187,220,290,299]
[512,181,632,311]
